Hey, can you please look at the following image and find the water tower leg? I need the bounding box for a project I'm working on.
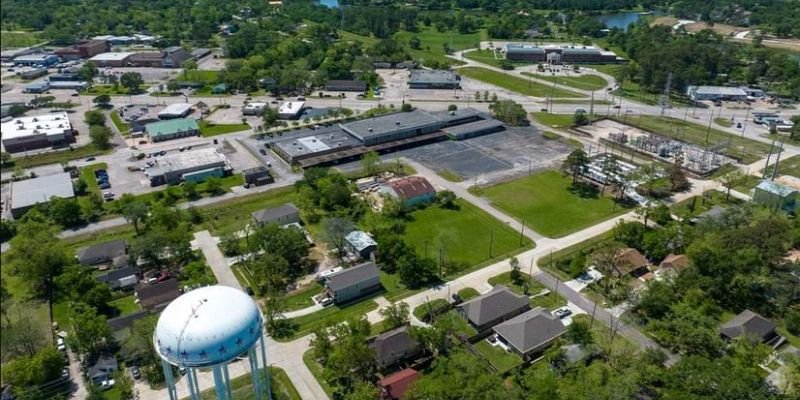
[223,364,233,400]
[260,338,273,400]
[213,365,229,400]
[249,347,263,400]
[162,360,177,400]
[186,368,199,400]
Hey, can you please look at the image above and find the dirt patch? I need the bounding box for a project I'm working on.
[651,17,679,28]
[775,175,800,190]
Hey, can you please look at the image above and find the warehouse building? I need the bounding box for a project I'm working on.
[49,73,81,82]
[13,53,59,66]
[1,112,74,153]
[54,40,110,60]
[157,103,193,119]
[504,44,545,62]
[145,118,199,142]
[443,119,505,140]
[145,148,231,186]
[89,52,135,67]
[10,172,75,218]
[120,106,161,133]
[341,110,443,146]
[272,125,360,164]
[324,80,367,92]
[23,82,50,94]
[47,81,89,91]
[686,86,748,102]
[243,102,268,115]
[408,70,460,89]
[20,69,48,80]
[127,47,191,68]
[278,101,305,119]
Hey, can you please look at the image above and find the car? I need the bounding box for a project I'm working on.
[275,97,284,101]
[146,277,158,285]
[139,140,148,145]
[101,379,115,390]
[612,104,621,109]
[186,146,192,150]
[487,334,497,344]
[179,367,186,376]
[179,146,186,152]
[56,338,66,352]
[540,108,548,112]
[320,297,334,307]
[297,96,305,101]
[85,157,96,162]
[130,366,141,380]
[61,368,70,379]
[553,307,572,319]
[159,150,166,156]
[271,100,278,104]
[259,148,267,155]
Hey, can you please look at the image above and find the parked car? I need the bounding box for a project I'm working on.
[159,150,166,156]
[61,368,70,379]
[131,366,141,380]
[553,307,572,319]
[101,379,115,390]
[259,148,267,155]
[56,338,66,352]
[320,297,334,307]
[85,157,96,162]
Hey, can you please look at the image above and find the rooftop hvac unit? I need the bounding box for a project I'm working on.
[368,128,373,132]
[32,118,38,122]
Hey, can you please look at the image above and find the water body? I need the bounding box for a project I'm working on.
[320,0,339,8]
[596,11,664,31]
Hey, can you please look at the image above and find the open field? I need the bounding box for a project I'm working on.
[1,31,43,49]
[394,28,486,66]
[458,67,585,98]
[197,186,297,235]
[478,170,630,238]
[523,72,608,91]
[83,85,150,96]
[404,199,533,269]
[531,112,574,128]
[670,190,743,218]
[284,283,324,311]
[282,298,379,341]
[764,155,800,179]
[199,121,251,137]
[618,115,773,164]
[2,144,112,171]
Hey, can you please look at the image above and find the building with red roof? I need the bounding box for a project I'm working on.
[378,368,420,400]
[379,176,436,207]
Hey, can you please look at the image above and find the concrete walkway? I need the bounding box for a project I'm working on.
[192,230,242,290]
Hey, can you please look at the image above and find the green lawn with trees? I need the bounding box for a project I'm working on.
[0,31,42,48]
[198,121,251,137]
[763,155,800,179]
[458,67,585,98]
[394,27,486,67]
[478,170,630,238]
[523,72,608,91]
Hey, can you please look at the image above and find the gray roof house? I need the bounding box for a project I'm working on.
[323,262,382,304]
[345,230,377,260]
[88,355,118,384]
[96,265,141,289]
[457,285,530,332]
[493,307,566,361]
[76,239,128,266]
[368,325,421,370]
[720,310,780,345]
[251,203,301,226]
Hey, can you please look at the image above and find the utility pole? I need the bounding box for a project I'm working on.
[772,138,785,180]
[519,218,525,246]
[589,90,595,118]
[488,229,495,258]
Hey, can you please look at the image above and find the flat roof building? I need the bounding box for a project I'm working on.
[1,112,74,153]
[158,103,193,119]
[324,80,367,92]
[504,43,621,64]
[340,110,443,146]
[687,86,748,102]
[443,119,504,140]
[13,53,59,66]
[243,102,267,116]
[278,101,305,119]
[89,52,135,67]
[47,81,89,91]
[408,70,460,89]
[144,118,199,142]
[55,40,109,60]
[146,148,230,186]
[10,172,75,218]
[23,81,50,94]
[271,126,360,164]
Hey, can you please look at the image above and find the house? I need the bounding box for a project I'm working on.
[251,203,300,226]
[323,262,382,304]
[345,230,377,260]
[378,368,420,400]
[720,310,781,345]
[135,279,180,309]
[96,265,141,290]
[493,307,566,361]
[379,176,436,207]
[88,355,118,384]
[76,239,128,267]
[752,180,797,212]
[657,254,690,277]
[368,325,421,370]
[612,248,650,278]
[457,285,530,332]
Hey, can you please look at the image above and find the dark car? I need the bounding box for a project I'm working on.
[451,293,463,304]
[85,157,96,162]
[131,366,141,380]
[259,148,267,155]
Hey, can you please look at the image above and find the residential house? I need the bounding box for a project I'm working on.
[657,254,690,277]
[379,176,437,207]
[322,262,382,304]
[368,325,421,370]
[251,203,300,226]
[720,309,781,346]
[76,239,128,267]
[492,307,566,361]
[752,180,798,212]
[612,248,650,278]
[96,265,141,290]
[345,230,377,260]
[88,355,118,384]
[457,285,530,332]
[378,368,420,400]
[135,279,180,309]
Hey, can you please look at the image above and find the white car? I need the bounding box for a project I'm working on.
[101,379,115,390]
[319,297,334,307]
[56,338,66,352]
[553,307,572,319]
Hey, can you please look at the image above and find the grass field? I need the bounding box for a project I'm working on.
[198,186,297,235]
[714,117,733,128]
[474,340,522,373]
[182,70,220,82]
[1,31,43,49]
[522,72,608,91]
[394,28,486,66]
[437,169,464,182]
[110,295,140,316]
[457,287,480,300]
[413,298,450,321]
[285,283,323,311]
[109,110,131,133]
[83,85,150,96]
[189,367,300,400]
[670,190,743,218]
[281,298,379,341]
[531,112,575,128]
[458,67,585,98]
[198,121,251,137]
[79,162,109,195]
[584,64,694,107]
[619,115,772,164]
[478,170,630,238]
[4,144,111,171]
[404,199,533,269]
[764,155,800,178]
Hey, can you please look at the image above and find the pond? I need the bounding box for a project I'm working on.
[595,11,664,31]
[319,0,339,8]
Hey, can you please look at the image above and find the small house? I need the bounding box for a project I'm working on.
[457,285,530,332]
[76,239,128,267]
[378,368,419,400]
[243,166,273,187]
[612,248,650,278]
[96,265,141,290]
[657,254,689,277]
[345,230,377,260]
[368,325,421,370]
[720,309,781,346]
[379,176,436,207]
[322,262,382,304]
[88,355,118,384]
[135,279,180,309]
[493,307,566,361]
[251,203,300,226]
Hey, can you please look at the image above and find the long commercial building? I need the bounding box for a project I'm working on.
[504,43,621,64]
[10,172,75,218]
[686,86,748,101]
[89,52,135,67]
[54,40,110,60]
[408,70,460,89]
[145,148,231,186]
[1,112,74,153]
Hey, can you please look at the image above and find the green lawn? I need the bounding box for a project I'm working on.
[479,170,630,238]
[79,162,109,195]
[281,298,379,341]
[198,186,297,235]
[1,31,43,49]
[457,287,480,300]
[303,351,335,398]
[441,310,477,337]
[182,70,220,82]
[199,121,251,137]
[522,72,608,91]
[3,144,112,170]
[463,49,534,69]
[285,282,323,311]
[714,117,733,128]
[110,295,140,316]
[109,111,131,133]
[670,190,744,218]
[488,271,546,296]
[763,155,800,179]
[82,85,150,96]
[584,64,693,107]
[531,112,575,128]
[413,298,450,322]
[188,367,300,400]
[458,67,585,98]
[404,199,533,271]
[394,27,486,66]
[474,340,523,373]
[437,169,464,182]
[619,115,772,164]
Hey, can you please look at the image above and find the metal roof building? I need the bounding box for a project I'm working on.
[89,52,135,67]
[146,148,230,185]
[278,101,305,119]
[443,119,505,140]
[158,103,193,119]
[271,126,359,163]
[408,70,460,89]
[687,86,748,101]
[145,118,199,142]
[340,110,443,145]
[10,172,75,218]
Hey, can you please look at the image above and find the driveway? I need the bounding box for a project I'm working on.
[192,230,242,290]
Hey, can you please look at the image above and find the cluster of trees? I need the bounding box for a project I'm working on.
[85,109,112,150]
[489,99,529,126]
[668,0,800,37]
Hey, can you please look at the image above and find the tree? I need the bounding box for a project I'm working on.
[397,252,437,288]
[182,180,198,199]
[409,36,421,50]
[488,99,528,126]
[0,346,64,389]
[120,72,144,94]
[565,319,594,346]
[84,110,106,126]
[667,164,690,192]
[116,372,135,400]
[322,218,355,262]
[600,156,621,195]
[92,94,111,108]
[1,301,47,360]
[447,104,458,111]
[250,253,290,295]
[562,148,590,184]
[436,190,457,209]
[118,195,149,234]
[181,59,198,80]
[122,315,158,368]
[573,110,589,126]
[204,177,224,195]
[69,304,112,357]
[55,266,112,312]
[509,256,521,284]
[786,308,800,336]
[716,168,746,201]
[89,125,112,149]
[220,233,241,257]
[79,60,98,83]
[345,381,380,400]
[360,151,380,177]
[592,241,625,294]
[46,196,83,227]
[378,302,410,330]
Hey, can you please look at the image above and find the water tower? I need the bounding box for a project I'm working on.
[154,285,271,400]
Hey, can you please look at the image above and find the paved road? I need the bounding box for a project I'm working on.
[192,230,241,290]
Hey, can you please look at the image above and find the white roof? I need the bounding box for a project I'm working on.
[158,103,193,117]
[89,52,135,62]
[1,112,71,140]
[244,102,267,110]
[155,286,263,367]
[11,172,75,211]
[278,101,304,115]
[690,86,747,96]
[296,136,330,152]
